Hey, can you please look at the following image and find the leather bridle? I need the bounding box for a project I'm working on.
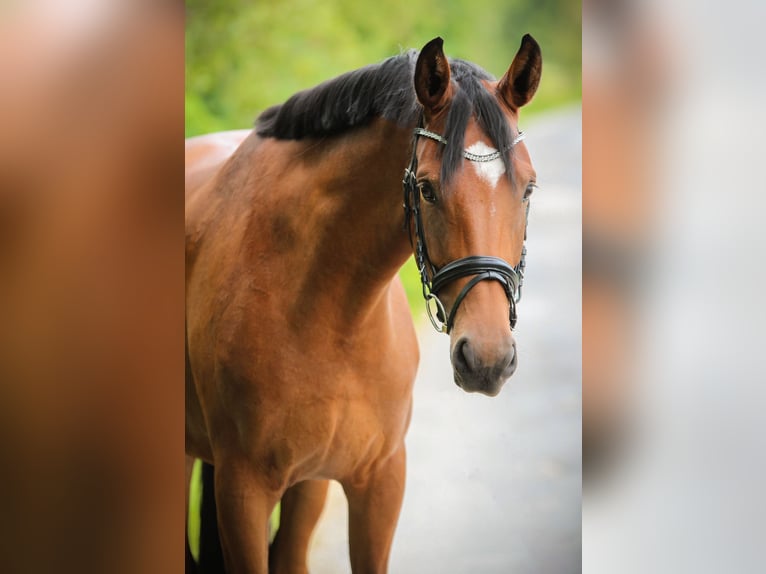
[402,125,530,334]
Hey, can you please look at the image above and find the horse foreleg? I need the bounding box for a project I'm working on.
[268,479,330,574]
[343,445,406,574]
[214,461,281,574]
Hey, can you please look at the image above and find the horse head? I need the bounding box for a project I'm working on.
[406,35,542,396]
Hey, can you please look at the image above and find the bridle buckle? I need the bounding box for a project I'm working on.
[424,292,448,333]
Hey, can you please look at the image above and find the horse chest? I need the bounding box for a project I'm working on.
[279,357,413,470]
[237,330,415,482]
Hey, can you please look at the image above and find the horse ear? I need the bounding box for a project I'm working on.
[414,37,451,114]
[498,34,542,109]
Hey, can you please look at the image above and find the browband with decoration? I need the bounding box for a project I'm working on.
[412,127,525,163]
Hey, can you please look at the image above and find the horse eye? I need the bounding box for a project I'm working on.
[523,183,537,201]
[419,181,438,204]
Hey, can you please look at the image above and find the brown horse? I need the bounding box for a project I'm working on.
[186,35,541,573]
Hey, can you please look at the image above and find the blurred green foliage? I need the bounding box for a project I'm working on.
[186,0,580,318]
[186,0,580,137]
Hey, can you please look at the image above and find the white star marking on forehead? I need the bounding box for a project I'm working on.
[465,142,505,188]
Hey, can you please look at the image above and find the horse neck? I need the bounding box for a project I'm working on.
[266,119,415,330]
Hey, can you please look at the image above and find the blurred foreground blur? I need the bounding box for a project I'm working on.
[0,2,183,573]
[583,0,766,572]
[8,0,766,570]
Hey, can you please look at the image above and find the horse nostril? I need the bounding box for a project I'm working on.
[502,343,518,378]
[453,337,478,374]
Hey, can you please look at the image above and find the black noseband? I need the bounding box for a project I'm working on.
[431,256,520,332]
[402,125,529,334]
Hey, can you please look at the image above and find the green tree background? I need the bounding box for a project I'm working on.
[186,0,580,137]
[186,0,580,314]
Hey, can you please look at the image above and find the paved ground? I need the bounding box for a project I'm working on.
[309,106,582,573]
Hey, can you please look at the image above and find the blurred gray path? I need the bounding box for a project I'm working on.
[309,105,582,573]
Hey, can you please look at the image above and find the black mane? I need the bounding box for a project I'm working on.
[255,50,514,183]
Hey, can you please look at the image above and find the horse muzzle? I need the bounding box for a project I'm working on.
[450,335,517,396]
